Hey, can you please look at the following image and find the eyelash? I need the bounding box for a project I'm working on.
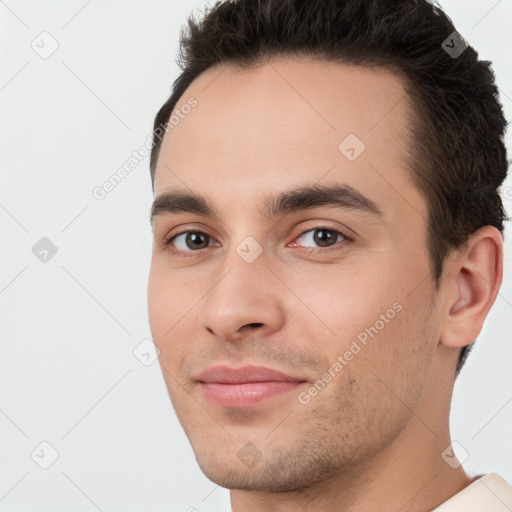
[162,225,353,257]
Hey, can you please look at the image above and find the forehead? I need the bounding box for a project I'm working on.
[154,56,426,225]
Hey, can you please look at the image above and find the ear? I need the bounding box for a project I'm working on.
[440,226,503,350]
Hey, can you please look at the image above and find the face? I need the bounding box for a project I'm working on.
[148,56,441,491]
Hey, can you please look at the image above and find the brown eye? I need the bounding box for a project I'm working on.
[312,228,339,247]
[166,231,214,251]
[294,227,349,249]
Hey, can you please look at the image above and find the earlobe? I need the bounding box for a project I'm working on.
[440,226,503,350]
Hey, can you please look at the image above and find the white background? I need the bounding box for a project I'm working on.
[0,1,511,510]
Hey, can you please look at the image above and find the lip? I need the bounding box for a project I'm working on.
[195,365,307,408]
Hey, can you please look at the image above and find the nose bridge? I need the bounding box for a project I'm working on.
[200,237,285,341]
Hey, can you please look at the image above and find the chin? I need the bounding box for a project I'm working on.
[194,447,341,492]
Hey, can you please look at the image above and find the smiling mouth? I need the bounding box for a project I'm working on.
[195,365,308,408]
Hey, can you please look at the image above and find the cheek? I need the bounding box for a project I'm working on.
[290,259,432,386]
[291,262,400,344]
[147,264,192,364]
[147,266,168,340]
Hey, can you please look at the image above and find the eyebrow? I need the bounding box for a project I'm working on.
[149,183,384,226]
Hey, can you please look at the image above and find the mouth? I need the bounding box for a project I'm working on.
[195,365,308,408]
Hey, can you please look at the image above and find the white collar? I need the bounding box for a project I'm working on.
[432,473,512,511]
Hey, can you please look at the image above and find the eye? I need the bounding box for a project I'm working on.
[165,231,219,253]
[289,226,351,252]
[163,225,352,256]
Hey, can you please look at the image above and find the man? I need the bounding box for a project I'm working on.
[147,0,512,510]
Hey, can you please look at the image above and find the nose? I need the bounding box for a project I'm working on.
[200,258,286,344]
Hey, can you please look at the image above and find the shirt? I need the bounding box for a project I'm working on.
[432,473,512,511]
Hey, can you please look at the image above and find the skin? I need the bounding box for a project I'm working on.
[147,55,503,511]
